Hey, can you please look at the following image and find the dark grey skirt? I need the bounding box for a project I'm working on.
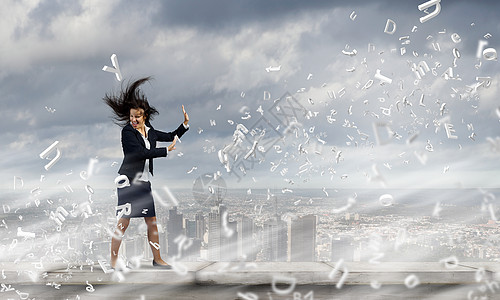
[116,181,156,218]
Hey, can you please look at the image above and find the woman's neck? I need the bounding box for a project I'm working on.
[136,126,146,137]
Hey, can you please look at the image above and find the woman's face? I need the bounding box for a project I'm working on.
[130,108,146,130]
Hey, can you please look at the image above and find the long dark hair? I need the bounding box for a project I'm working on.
[103,77,159,127]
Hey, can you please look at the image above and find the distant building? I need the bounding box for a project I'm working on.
[143,234,152,260]
[208,204,237,261]
[183,238,202,261]
[262,217,287,261]
[208,206,222,261]
[473,246,485,259]
[185,219,197,239]
[331,235,355,262]
[93,240,111,260]
[288,214,317,262]
[222,218,238,261]
[123,237,135,258]
[157,222,167,257]
[195,212,206,240]
[167,207,184,257]
[237,215,256,261]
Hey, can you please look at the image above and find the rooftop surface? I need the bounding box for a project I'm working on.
[2,261,500,299]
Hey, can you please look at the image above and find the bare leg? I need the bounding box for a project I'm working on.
[145,216,168,265]
[111,218,130,268]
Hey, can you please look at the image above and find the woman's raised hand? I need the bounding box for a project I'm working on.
[167,138,177,152]
[182,105,189,126]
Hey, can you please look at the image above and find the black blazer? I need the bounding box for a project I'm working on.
[118,122,189,181]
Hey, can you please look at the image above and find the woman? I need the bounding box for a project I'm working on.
[103,77,189,269]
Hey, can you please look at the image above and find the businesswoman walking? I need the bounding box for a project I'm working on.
[103,77,189,269]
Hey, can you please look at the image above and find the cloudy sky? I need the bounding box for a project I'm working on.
[1,0,500,193]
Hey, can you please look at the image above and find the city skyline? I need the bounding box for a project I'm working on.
[3,187,497,265]
[1,1,500,298]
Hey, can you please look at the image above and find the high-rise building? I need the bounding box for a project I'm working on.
[167,207,184,258]
[157,222,168,258]
[208,206,222,261]
[237,215,256,261]
[262,217,287,262]
[123,237,135,258]
[185,219,197,239]
[208,204,238,261]
[288,214,317,262]
[222,218,238,261]
[331,235,355,262]
[143,234,152,260]
[195,212,206,240]
[183,238,202,261]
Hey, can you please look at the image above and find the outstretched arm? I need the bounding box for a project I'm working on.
[155,105,190,142]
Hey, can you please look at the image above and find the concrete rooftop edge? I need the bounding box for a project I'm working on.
[1,261,499,286]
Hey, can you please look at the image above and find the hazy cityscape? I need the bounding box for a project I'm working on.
[1,183,499,269]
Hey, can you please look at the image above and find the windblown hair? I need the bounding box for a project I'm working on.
[103,77,159,127]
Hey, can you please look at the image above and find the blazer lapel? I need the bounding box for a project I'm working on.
[147,125,156,175]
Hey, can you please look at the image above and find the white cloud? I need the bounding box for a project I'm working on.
[8,133,36,150]
[0,1,499,192]
[0,0,158,75]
